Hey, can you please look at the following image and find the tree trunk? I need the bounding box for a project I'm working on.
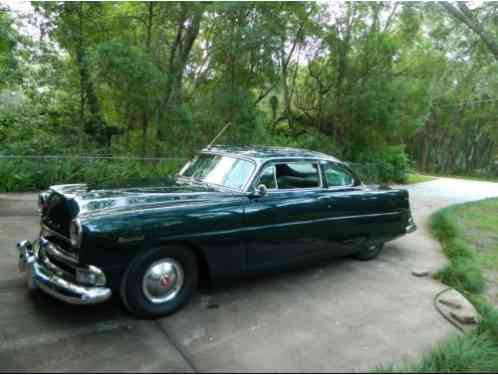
[142,2,154,157]
[156,4,203,155]
[280,46,292,129]
[74,2,105,147]
[278,19,304,133]
[334,3,354,146]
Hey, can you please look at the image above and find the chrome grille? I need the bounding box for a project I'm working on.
[38,243,77,282]
[40,225,79,260]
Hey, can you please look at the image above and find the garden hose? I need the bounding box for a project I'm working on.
[433,287,465,333]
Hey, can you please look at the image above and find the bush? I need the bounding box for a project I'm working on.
[349,145,409,184]
[0,158,185,192]
[267,131,409,184]
[0,133,411,191]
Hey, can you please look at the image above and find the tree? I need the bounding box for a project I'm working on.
[441,2,498,61]
[33,2,112,147]
[0,7,19,88]
[2,1,496,180]
[155,2,204,154]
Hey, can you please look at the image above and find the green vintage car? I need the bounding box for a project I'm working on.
[17,146,416,317]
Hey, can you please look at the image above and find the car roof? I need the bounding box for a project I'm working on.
[201,145,343,164]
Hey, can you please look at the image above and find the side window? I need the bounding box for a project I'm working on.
[323,162,355,187]
[275,162,320,189]
[258,165,277,189]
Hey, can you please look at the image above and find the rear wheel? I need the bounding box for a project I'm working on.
[351,243,384,261]
[120,246,198,317]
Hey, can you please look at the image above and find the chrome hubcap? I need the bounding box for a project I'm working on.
[142,258,184,304]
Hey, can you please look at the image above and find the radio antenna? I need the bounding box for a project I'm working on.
[206,121,232,149]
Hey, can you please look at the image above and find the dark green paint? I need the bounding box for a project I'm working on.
[40,146,415,287]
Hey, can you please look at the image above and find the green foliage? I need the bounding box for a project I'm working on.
[430,198,498,296]
[0,158,183,192]
[0,7,19,88]
[1,2,497,191]
[475,300,498,342]
[377,332,498,373]
[92,40,163,120]
[434,260,485,295]
[352,146,410,183]
[430,207,485,294]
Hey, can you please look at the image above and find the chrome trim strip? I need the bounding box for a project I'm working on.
[163,211,402,240]
[325,186,363,191]
[266,187,324,193]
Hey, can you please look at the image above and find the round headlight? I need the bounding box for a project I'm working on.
[70,219,83,248]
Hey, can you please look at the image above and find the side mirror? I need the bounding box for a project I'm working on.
[251,184,268,198]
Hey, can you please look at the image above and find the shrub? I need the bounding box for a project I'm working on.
[350,145,409,184]
[0,158,184,192]
[268,132,409,184]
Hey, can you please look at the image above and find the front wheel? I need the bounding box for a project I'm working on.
[120,246,198,317]
[351,243,384,261]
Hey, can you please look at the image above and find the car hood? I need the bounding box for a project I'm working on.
[48,181,244,219]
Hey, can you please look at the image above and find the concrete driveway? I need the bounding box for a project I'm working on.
[1,177,497,372]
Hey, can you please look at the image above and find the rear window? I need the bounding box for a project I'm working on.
[272,162,320,189]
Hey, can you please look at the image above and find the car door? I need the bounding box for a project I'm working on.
[317,161,374,255]
[244,160,333,270]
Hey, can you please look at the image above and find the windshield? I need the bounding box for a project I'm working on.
[180,153,255,191]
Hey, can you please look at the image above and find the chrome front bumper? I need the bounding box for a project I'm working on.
[405,223,417,233]
[17,239,111,305]
[405,216,417,234]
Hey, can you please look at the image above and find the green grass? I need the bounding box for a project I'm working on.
[376,331,498,373]
[431,199,498,297]
[405,173,436,184]
[376,198,498,373]
[430,208,485,294]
